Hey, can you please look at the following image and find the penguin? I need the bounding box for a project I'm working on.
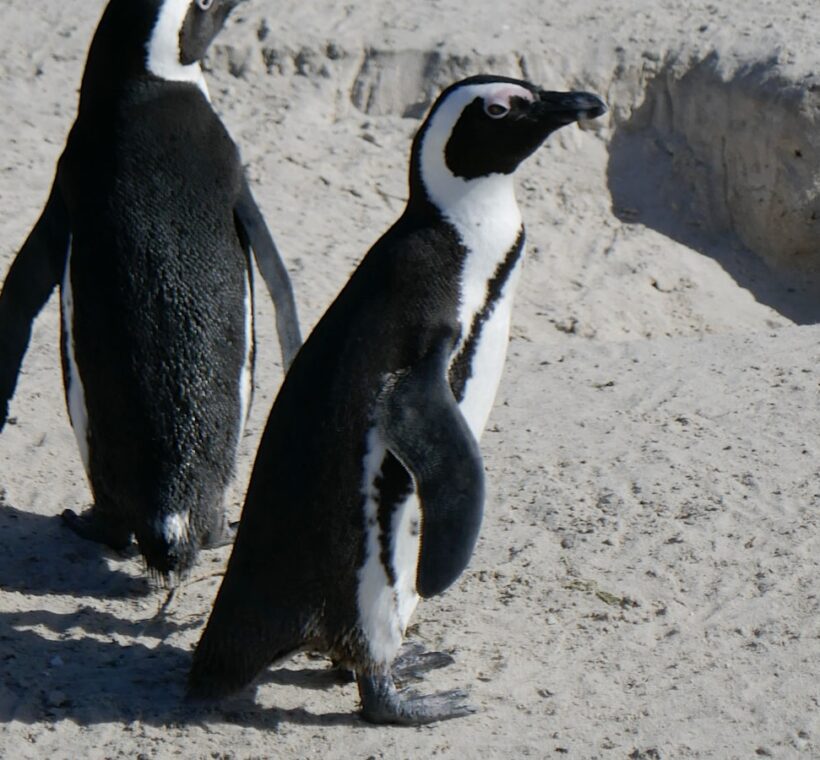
[0,0,301,577]
[188,76,606,723]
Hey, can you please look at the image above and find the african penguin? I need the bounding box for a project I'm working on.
[0,0,302,577]
[188,76,606,723]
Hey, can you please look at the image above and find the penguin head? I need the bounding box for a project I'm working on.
[411,75,606,209]
[80,0,245,106]
[147,0,246,83]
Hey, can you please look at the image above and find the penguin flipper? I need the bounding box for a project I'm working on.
[0,179,69,431]
[234,178,302,369]
[378,343,485,599]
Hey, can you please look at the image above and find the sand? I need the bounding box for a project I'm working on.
[0,0,818,757]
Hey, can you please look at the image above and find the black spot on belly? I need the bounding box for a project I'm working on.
[449,229,525,402]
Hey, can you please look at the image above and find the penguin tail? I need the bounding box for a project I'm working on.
[187,644,252,701]
[136,505,227,579]
[135,519,198,581]
[188,613,302,700]
[188,569,311,700]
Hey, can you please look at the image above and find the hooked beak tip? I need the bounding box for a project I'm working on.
[579,101,608,120]
[536,90,608,124]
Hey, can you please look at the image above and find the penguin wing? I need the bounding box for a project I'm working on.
[234,178,302,369]
[378,341,485,598]
[0,178,70,432]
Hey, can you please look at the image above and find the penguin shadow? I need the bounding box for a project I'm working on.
[0,605,364,729]
[261,659,353,691]
[0,607,194,725]
[0,502,149,598]
[190,661,363,729]
[606,75,820,325]
[226,645,459,728]
[195,692,361,730]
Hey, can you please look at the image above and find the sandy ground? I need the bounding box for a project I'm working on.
[0,1,818,757]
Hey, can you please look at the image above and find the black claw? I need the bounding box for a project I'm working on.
[358,673,476,725]
[61,508,132,551]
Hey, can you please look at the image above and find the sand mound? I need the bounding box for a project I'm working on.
[1,1,818,757]
[609,51,820,321]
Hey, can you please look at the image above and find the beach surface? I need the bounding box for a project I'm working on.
[0,1,818,757]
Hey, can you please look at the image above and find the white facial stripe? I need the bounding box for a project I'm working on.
[146,0,211,100]
[484,85,535,111]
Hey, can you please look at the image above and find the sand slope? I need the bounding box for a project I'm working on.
[0,1,818,757]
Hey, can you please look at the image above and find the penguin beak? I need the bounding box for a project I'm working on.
[533,90,608,126]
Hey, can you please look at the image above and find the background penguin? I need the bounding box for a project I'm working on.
[188,75,606,723]
[0,0,301,576]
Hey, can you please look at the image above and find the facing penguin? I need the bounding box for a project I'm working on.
[0,0,302,576]
[188,75,606,723]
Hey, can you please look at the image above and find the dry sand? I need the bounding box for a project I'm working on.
[0,1,818,757]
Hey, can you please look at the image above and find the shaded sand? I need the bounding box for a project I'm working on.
[0,1,817,757]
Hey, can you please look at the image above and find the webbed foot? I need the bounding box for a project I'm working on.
[61,507,132,552]
[392,641,455,685]
[333,642,454,687]
[357,672,476,725]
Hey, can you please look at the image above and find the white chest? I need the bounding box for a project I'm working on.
[446,178,522,334]
[445,177,524,438]
[455,256,523,438]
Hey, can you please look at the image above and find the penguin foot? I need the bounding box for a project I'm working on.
[357,673,476,725]
[201,519,238,550]
[61,508,132,552]
[392,642,455,685]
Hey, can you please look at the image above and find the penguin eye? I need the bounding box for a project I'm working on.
[196,0,215,10]
[485,102,510,119]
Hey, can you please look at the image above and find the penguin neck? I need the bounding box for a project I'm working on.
[435,173,521,244]
[145,0,210,100]
[412,124,523,255]
[439,176,523,341]
[77,1,153,115]
[411,167,523,271]
[77,0,209,117]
